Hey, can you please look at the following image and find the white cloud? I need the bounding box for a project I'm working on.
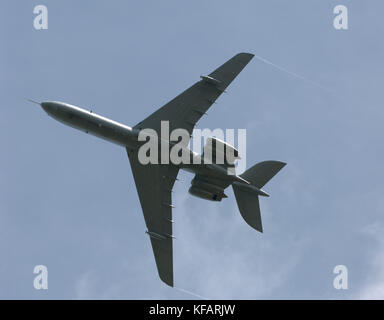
[172,187,305,299]
[75,270,96,299]
[356,222,384,299]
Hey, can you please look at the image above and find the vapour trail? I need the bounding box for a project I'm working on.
[175,286,209,300]
[253,54,331,92]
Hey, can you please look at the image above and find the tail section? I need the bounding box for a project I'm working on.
[240,161,286,189]
[232,161,286,232]
[232,184,263,232]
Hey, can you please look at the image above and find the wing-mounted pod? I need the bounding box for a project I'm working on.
[188,175,228,201]
[202,137,240,173]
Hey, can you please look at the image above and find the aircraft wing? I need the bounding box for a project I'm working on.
[126,148,179,287]
[126,53,254,286]
[134,52,254,137]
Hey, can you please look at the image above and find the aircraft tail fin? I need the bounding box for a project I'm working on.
[232,161,286,232]
[240,160,286,189]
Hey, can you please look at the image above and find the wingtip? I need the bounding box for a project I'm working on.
[234,52,255,64]
[239,52,254,58]
[161,277,174,287]
[158,269,174,287]
[238,52,254,56]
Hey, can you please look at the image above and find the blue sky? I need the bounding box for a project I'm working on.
[1,0,384,299]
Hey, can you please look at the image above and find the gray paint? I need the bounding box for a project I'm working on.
[2,0,384,299]
[35,54,284,287]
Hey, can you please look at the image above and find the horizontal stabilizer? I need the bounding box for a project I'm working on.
[240,161,286,188]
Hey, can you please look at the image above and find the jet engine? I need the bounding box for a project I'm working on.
[188,176,228,201]
[202,136,240,166]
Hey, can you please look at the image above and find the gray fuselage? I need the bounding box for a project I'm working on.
[40,101,244,184]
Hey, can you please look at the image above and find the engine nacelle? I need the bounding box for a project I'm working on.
[188,177,227,201]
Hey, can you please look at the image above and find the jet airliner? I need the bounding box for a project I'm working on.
[35,53,285,286]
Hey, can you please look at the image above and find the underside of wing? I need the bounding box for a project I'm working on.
[125,53,254,286]
[134,53,254,138]
[126,148,179,286]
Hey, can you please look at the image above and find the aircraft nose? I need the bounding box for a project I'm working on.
[41,101,61,114]
[41,102,53,112]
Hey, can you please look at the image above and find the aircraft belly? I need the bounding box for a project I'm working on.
[62,112,136,147]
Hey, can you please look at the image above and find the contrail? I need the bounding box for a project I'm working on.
[253,54,331,92]
[174,286,209,300]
